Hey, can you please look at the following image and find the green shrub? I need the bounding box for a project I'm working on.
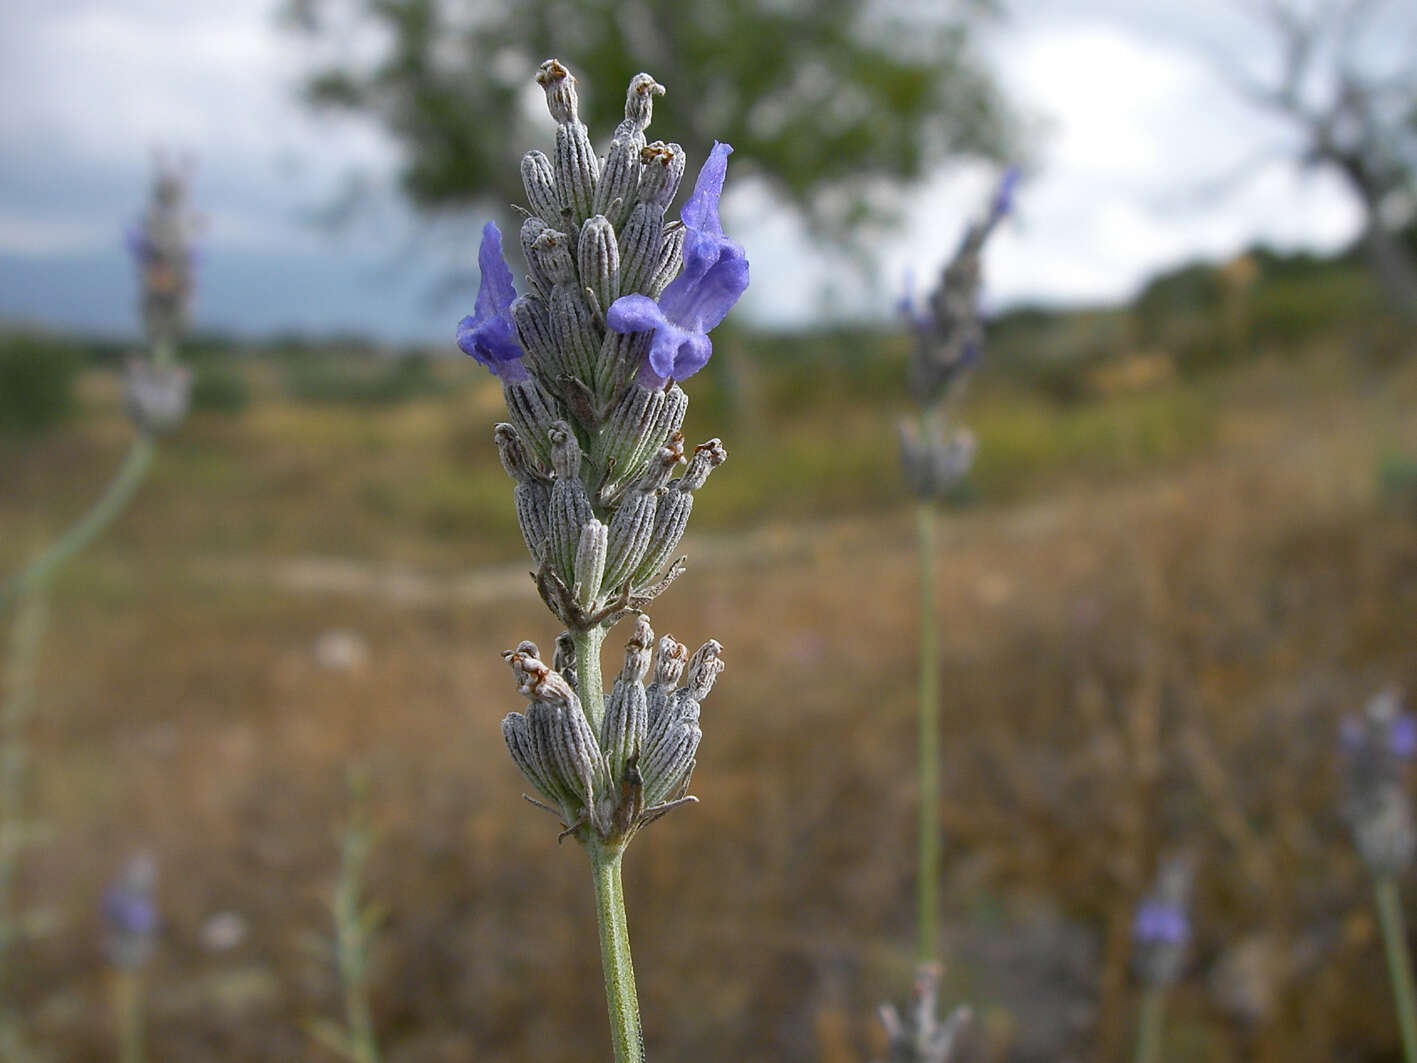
[285,354,448,405]
[0,332,82,434]
[1378,452,1417,515]
[191,363,252,415]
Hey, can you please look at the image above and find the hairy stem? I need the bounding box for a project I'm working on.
[0,434,156,614]
[1133,985,1165,1063]
[916,500,940,966]
[589,841,644,1063]
[574,626,607,733]
[575,627,643,1062]
[1376,876,1417,1063]
[335,770,380,1063]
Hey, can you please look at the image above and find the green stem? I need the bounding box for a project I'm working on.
[336,769,380,1063]
[576,626,643,1062]
[115,968,144,1063]
[0,434,156,614]
[1376,875,1417,1063]
[915,500,940,967]
[0,586,48,1004]
[574,626,607,733]
[1133,985,1166,1063]
[589,842,644,1063]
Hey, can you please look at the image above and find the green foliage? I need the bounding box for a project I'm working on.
[285,354,448,405]
[0,333,82,435]
[1378,451,1417,515]
[283,0,1016,241]
[1249,266,1379,346]
[191,364,252,416]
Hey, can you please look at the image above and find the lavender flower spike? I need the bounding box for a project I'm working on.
[457,221,528,381]
[606,141,748,381]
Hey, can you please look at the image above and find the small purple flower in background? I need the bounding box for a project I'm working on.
[103,853,158,969]
[1342,686,1416,876]
[606,141,749,382]
[1341,687,1416,761]
[990,165,1021,222]
[1133,898,1190,946]
[457,222,529,382]
[1389,712,1417,759]
[1132,855,1194,987]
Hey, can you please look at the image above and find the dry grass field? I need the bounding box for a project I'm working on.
[2,342,1415,1061]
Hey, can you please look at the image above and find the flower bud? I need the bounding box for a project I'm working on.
[521,150,562,228]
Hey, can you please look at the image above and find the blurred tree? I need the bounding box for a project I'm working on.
[281,0,1016,243]
[1220,0,1417,318]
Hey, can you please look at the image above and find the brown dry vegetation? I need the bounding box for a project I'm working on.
[1,344,1416,1061]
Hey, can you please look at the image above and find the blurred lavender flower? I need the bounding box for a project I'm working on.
[123,358,192,434]
[1342,686,1417,877]
[905,167,1015,409]
[1133,855,1194,988]
[127,164,197,352]
[103,853,158,970]
[899,168,1015,500]
[874,964,971,1063]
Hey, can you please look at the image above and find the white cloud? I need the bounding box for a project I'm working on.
[0,213,111,256]
[0,0,1403,335]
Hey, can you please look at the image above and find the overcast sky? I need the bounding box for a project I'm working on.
[0,0,1405,342]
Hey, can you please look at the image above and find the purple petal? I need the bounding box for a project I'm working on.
[992,165,1020,220]
[680,141,732,240]
[660,250,748,334]
[456,312,526,379]
[457,221,526,378]
[1133,900,1188,945]
[610,294,713,381]
[104,889,157,936]
[606,293,670,335]
[1391,714,1417,759]
[475,221,518,319]
[648,321,713,380]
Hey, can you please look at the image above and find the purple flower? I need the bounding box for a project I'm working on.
[606,141,749,381]
[1132,899,1189,946]
[991,165,1021,222]
[103,886,158,937]
[124,224,155,263]
[897,268,932,333]
[1390,714,1417,759]
[457,222,528,381]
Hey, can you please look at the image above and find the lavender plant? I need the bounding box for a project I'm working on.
[873,965,970,1063]
[306,767,383,1063]
[870,170,1016,1063]
[1341,686,1417,1063]
[0,161,195,611]
[103,853,158,1063]
[881,171,1014,1048]
[1130,856,1193,1063]
[0,163,194,1055]
[458,59,745,1061]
